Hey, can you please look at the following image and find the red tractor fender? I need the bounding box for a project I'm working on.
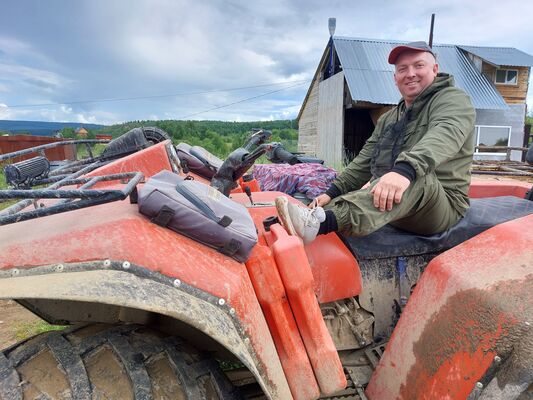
[0,200,292,399]
[366,213,533,399]
[0,142,294,399]
[469,179,531,198]
[0,141,364,400]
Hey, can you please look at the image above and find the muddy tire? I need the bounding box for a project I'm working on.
[142,126,171,144]
[0,324,241,400]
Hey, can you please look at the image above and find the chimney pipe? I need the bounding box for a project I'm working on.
[429,13,435,48]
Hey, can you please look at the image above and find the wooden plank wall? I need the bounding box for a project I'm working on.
[297,79,319,155]
[482,64,530,104]
[317,72,345,168]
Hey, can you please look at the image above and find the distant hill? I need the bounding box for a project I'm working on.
[0,120,105,136]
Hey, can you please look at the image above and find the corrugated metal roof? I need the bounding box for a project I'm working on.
[333,37,509,110]
[458,45,533,67]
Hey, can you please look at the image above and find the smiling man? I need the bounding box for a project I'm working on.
[276,41,476,243]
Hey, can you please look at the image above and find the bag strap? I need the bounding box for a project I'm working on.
[175,182,232,227]
[152,205,175,227]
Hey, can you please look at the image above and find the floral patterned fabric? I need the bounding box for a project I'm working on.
[253,163,338,199]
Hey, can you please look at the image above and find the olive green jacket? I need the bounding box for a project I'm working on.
[332,73,476,216]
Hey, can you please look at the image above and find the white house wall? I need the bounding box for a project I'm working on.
[317,72,345,167]
[475,104,526,161]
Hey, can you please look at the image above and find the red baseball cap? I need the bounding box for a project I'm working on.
[388,41,436,64]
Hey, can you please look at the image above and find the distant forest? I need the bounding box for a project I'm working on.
[59,119,298,158]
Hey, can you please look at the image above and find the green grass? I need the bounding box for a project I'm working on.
[0,165,7,190]
[76,143,106,159]
[12,320,67,341]
[218,359,245,371]
[0,167,19,211]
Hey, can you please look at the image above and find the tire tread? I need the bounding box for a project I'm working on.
[1,324,241,399]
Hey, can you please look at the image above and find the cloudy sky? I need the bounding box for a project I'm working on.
[0,0,532,125]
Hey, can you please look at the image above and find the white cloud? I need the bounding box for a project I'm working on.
[1,0,532,123]
[0,63,68,92]
[0,37,34,57]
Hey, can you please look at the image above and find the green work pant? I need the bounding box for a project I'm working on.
[327,173,463,237]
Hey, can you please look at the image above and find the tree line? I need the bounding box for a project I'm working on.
[60,119,299,158]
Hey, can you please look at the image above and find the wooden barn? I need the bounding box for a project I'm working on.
[297,37,533,167]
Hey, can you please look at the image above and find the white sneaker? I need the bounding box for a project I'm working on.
[275,196,326,244]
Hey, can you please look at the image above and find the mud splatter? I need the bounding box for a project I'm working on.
[399,274,533,399]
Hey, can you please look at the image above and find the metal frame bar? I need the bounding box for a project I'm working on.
[0,161,105,216]
[0,172,143,225]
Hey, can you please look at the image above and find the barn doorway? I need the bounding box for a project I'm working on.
[343,108,374,164]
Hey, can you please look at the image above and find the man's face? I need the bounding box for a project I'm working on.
[393,51,438,105]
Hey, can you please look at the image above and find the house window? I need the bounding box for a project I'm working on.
[475,125,511,154]
[495,69,518,85]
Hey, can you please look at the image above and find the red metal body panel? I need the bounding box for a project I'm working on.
[86,141,173,182]
[270,223,347,396]
[304,233,362,302]
[245,245,320,400]
[469,178,531,198]
[231,192,362,303]
[0,197,289,398]
[366,213,533,399]
[238,177,261,192]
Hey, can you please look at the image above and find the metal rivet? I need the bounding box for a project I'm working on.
[494,355,501,363]
[229,308,235,315]
[476,382,483,389]
[103,260,111,267]
[218,298,226,306]
[122,261,131,269]
[56,264,64,272]
[173,279,181,287]
[11,269,19,276]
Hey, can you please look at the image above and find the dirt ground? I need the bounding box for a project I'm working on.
[0,299,43,349]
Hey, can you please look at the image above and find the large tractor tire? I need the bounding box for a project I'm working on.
[0,324,241,400]
[142,126,171,144]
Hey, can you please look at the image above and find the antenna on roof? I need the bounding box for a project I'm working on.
[428,13,435,48]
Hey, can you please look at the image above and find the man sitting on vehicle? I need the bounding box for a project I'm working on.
[276,41,476,243]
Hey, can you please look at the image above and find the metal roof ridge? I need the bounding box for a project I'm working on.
[333,37,463,49]
[332,37,531,53]
[457,44,520,51]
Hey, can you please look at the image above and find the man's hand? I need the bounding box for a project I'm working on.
[309,193,331,209]
[370,172,411,212]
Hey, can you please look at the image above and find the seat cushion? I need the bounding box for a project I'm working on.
[342,196,533,260]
